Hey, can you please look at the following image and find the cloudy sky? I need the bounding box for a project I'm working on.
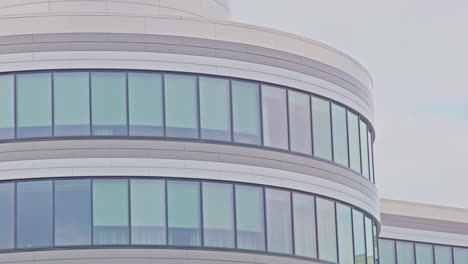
[231,0,468,209]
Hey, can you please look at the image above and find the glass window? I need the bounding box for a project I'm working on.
[202,182,234,248]
[265,188,292,254]
[91,72,127,136]
[16,73,52,138]
[312,97,332,160]
[262,85,288,150]
[379,239,396,264]
[396,241,415,264]
[288,91,312,155]
[360,120,370,179]
[17,181,53,248]
[53,72,90,136]
[336,203,353,264]
[232,81,261,145]
[292,193,317,258]
[0,75,14,139]
[0,183,14,249]
[374,223,379,263]
[128,72,163,137]
[55,179,91,246]
[332,103,349,166]
[316,198,337,262]
[348,111,361,172]
[93,179,129,245]
[353,210,366,264]
[199,77,231,141]
[235,185,265,251]
[164,74,198,138]
[454,248,468,264]
[130,179,166,245]
[435,245,453,264]
[368,130,375,183]
[167,181,201,246]
[365,216,375,264]
[416,243,434,264]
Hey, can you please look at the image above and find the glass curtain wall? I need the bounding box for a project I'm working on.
[0,183,14,249]
[312,97,332,160]
[316,198,337,263]
[265,188,293,254]
[353,210,366,264]
[416,243,434,264]
[292,193,317,258]
[232,81,261,145]
[336,203,354,264]
[262,85,288,150]
[288,90,312,155]
[332,103,349,166]
[235,185,265,251]
[0,75,14,139]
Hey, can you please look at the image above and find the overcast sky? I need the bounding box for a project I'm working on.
[231,0,468,209]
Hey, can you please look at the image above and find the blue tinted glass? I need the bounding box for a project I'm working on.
[235,185,265,251]
[232,81,261,145]
[353,210,366,264]
[396,241,415,264]
[337,203,353,264]
[17,181,53,248]
[0,183,14,249]
[435,245,453,264]
[416,243,434,264]
[316,198,337,262]
[379,239,396,264]
[262,85,288,150]
[55,179,91,246]
[454,248,468,264]
[266,188,292,254]
[293,193,317,258]
[312,97,332,160]
[0,75,14,139]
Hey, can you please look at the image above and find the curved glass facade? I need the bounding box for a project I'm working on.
[0,70,375,183]
[0,177,378,263]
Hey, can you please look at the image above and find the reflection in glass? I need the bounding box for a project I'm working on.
[167,181,201,246]
[128,72,164,136]
[336,203,353,264]
[262,85,288,150]
[360,120,370,179]
[17,181,53,248]
[379,239,396,264]
[396,241,415,264]
[416,243,434,264]
[266,188,292,254]
[202,182,234,248]
[130,179,166,245]
[16,73,52,138]
[348,111,361,172]
[0,75,14,139]
[55,179,91,246]
[312,97,332,160]
[316,198,337,262]
[353,210,366,264]
[0,183,14,249]
[288,91,312,155]
[368,130,375,183]
[332,103,349,166]
[365,216,375,264]
[232,81,261,145]
[454,248,468,264]
[235,185,265,251]
[293,193,317,258]
[435,245,453,264]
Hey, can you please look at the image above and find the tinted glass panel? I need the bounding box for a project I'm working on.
[167,181,201,246]
[435,245,453,264]
[55,179,91,246]
[332,103,349,166]
[202,182,234,248]
[91,72,127,136]
[312,97,332,160]
[379,239,396,264]
[232,81,261,145]
[53,72,90,136]
[365,216,375,264]
[374,224,379,263]
[199,77,231,141]
[16,73,52,138]
[164,74,198,138]
[0,183,14,249]
[288,91,312,155]
[368,130,375,183]
[360,120,370,179]
[0,75,14,139]
[93,179,129,245]
[454,248,468,264]
[316,198,337,262]
[235,185,265,251]
[416,243,434,264]
[348,111,361,172]
[337,203,353,264]
[262,85,288,150]
[396,241,415,264]
[293,193,317,258]
[130,179,166,245]
[128,72,163,136]
[353,210,366,264]
[266,188,292,254]
[17,181,53,248]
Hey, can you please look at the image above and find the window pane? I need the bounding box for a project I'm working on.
[435,245,453,264]
[396,241,415,264]
[202,182,234,248]
[454,248,468,264]
[232,81,261,145]
[91,72,127,136]
[130,179,166,245]
[316,198,337,262]
[312,97,332,160]
[0,75,14,139]
[164,74,198,138]
[336,203,353,264]
[360,120,370,179]
[55,179,91,246]
[128,72,163,136]
[17,181,53,248]
[53,72,90,136]
[0,183,14,249]
[416,243,434,264]
[93,179,129,245]
[262,85,288,150]
[353,210,366,264]
[293,193,317,258]
[16,73,52,138]
[368,130,375,183]
[199,77,231,141]
[348,111,361,172]
[365,216,375,264]
[266,189,292,254]
[379,239,396,264]
[167,181,201,246]
[288,91,312,155]
[332,103,349,166]
[235,185,265,251]
[374,223,379,263]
